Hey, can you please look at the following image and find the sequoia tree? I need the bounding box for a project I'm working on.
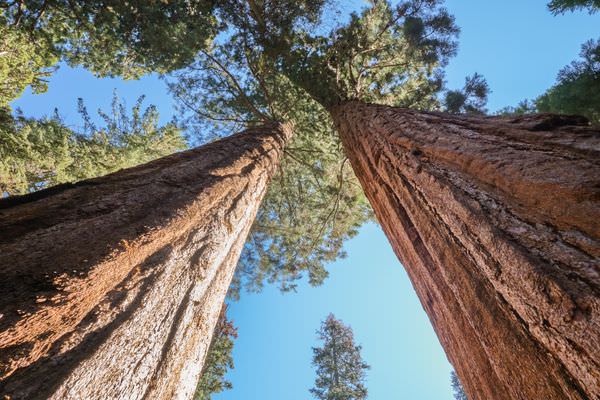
[0,122,291,399]
[210,1,600,398]
[332,104,600,399]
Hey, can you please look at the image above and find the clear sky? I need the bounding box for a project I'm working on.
[9,1,600,399]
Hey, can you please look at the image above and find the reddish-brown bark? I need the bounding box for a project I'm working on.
[0,123,291,400]
[332,101,600,400]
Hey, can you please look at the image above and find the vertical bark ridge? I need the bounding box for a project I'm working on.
[0,122,292,399]
[331,101,600,400]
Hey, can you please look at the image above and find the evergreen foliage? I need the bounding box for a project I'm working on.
[0,93,186,195]
[536,38,600,124]
[498,39,599,124]
[0,24,57,108]
[548,0,600,14]
[450,371,468,400]
[169,26,373,297]
[171,0,483,296]
[0,0,218,104]
[221,0,461,109]
[444,73,489,114]
[495,100,538,116]
[194,305,237,400]
[310,314,369,400]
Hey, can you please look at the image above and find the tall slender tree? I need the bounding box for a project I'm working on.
[310,314,369,400]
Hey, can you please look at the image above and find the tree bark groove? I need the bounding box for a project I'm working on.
[332,101,600,400]
[0,123,292,400]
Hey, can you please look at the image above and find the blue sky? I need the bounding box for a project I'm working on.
[9,1,600,399]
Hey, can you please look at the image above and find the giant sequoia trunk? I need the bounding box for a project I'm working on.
[331,101,600,400]
[0,123,291,400]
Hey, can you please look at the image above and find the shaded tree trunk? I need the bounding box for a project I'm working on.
[0,123,291,400]
[331,101,600,400]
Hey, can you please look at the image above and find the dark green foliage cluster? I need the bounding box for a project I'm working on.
[495,100,537,116]
[170,0,480,297]
[170,45,372,296]
[0,23,57,108]
[0,0,218,105]
[0,94,186,195]
[444,73,490,114]
[195,306,237,400]
[547,0,600,14]
[311,314,370,400]
[450,371,468,400]
[222,0,460,109]
[324,0,459,107]
[498,39,599,124]
[235,142,371,294]
[536,38,600,123]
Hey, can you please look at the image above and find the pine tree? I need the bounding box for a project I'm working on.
[310,314,369,400]
[536,38,600,124]
[195,305,237,400]
[498,38,599,125]
[170,0,472,296]
[0,94,186,195]
[450,371,468,400]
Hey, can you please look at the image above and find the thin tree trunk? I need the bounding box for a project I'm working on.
[0,123,292,400]
[331,101,600,400]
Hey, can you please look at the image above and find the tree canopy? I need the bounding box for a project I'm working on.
[0,0,218,105]
[220,0,461,109]
[0,23,56,108]
[498,38,599,125]
[536,38,600,124]
[443,73,489,114]
[0,93,185,195]
[169,0,487,296]
[2,0,488,295]
[547,0,600,14]
[169,41,373,295]
[310,314,369,400]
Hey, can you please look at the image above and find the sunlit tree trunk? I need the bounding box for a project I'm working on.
[331,101,600,400]
[0,123,292,400]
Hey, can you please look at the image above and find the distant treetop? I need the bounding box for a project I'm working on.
[547,0,600,14]
[311,314,370,400]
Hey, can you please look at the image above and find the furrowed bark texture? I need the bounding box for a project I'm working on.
[0,123,291,400]
[332,101,600,400]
